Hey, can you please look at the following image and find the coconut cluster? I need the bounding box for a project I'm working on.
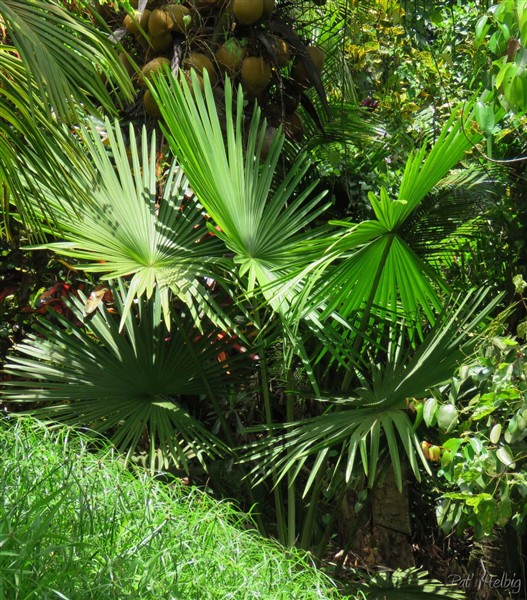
[114,0,326,142]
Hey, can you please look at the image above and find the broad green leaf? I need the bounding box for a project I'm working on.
[496,445,516,467]
[423,397,438,427]
[513,274,527,293]
[496,61,517,90]
[474,101,496,135]
[468,436,484,455]
[475,15,490,46]
[490,423,502,443]
[437,404,458,432]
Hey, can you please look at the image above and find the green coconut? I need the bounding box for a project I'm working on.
[140,56,171,87]
[260,125,278,160]
[183,53,218,85]
[123,9,151,35]
[232,0,263,25]
[119,51,136,76]
[241,56,271,96]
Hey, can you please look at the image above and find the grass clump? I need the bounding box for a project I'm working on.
[0,417,351,599]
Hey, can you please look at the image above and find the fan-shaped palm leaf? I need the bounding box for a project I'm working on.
[27,120,226,330]
[0,0,134,235]
[348,567,465,599]
[150,71,329,311]
[0,0,133,118]
[2,282,231,471]
[0,49,96,236]
[241,288,500,493]
[292,105,486,327]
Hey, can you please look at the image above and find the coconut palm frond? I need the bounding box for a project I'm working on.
[0,0,134,119]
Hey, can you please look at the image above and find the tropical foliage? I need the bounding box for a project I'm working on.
[1,0,526,598]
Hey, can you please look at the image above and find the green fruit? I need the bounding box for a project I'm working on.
[123,9,151,35]
[119,51,135,76]
[428,445,441,462]
[233,0,263,25]
[140,57,171,87]
[241,56,271,96]
[182,70,205,98]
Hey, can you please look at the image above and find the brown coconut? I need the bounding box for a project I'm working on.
[150,31,173,53]
[144,90,162,118]
[241,56,271,96]
[272,37,290,67]
[119,51,136,76]
[182,70,205,98]
[284,112,304,142]
[164,4,191,33]
[148,9,172,37]
[233,0,263,25]
[215,38,247,74]
[262,0,275,17]
[260,125,278,160]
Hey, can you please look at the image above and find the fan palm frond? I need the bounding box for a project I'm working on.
[0,0,135,236]
[0,49,96,236]
[150,71,329,312]
[27,120,226,330]
[290,104,486,327]
[0,0,134,119]
[348,567,466,599]
[2,282,231,472]
[241,288,500,493]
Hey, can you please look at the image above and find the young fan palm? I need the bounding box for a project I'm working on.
[6,60,494,494]
[3,281,233,472]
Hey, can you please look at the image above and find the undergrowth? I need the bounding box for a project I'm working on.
[0,416,352,600]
